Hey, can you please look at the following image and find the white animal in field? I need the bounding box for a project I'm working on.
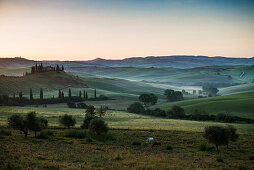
[146,137,154,143]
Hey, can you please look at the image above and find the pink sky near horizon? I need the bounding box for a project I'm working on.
[0,0,253,60]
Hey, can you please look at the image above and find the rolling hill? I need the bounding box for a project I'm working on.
[1,56,254,69]
[67,65,254,87]
[0,71,88,96]
[219,83,254,95]
[154,91,254,119]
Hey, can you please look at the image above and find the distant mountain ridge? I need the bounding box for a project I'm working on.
[1,55,254,68]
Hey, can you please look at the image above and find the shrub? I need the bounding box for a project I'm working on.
[132,141,141,146]
[89,119,108,135]
[127,102,145,114]
[166,145,173,150]
[114,152,123,160]
[37,130,54,139]
[98,95,108,100]
[199,142,209,151]
[249,155,254,160]
[204,126,229,153]
[86,138,92,143]
[86,105,96,115]
[67,102,76,108]
[8,114,28,137]
[59,114,76,128]
[216,155,224,162]
[171,105,185,118]
[65,130,86,139]
[0,129,12,136]
[81,114,98,129]
[77,103,87,109]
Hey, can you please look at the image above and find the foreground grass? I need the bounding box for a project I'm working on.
[0,106,254,134]
[0,128,253,169]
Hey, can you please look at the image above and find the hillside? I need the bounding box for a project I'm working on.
[1,56,254,69]
[84,56,254,68]
[67,65,254,87]
[154,91,254,119]
[219,83,254,95]
[0,71,87,96]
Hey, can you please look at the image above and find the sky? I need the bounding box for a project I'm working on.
[0,0,254,60]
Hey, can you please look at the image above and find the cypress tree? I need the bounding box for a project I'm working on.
[40,88,43,100]
[79,91,82,98]
[30,88,33,101]
[19,91,23,100]
[69,88,71,98]
[62,65,64,71]
[94,89,96,99]
[84,90,86,99]
[58,90,61,99]
[62,91,64,98]
[56,65,59,71]
[86,91,88,99]
[13,93,15,99]
[35,64,38,71]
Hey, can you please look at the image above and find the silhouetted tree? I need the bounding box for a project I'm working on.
[56,65,59,71]
[62,91,64,98]
[86,105,96,115]
[58,90,61,99]
[69,88,71,98]
[8,115,28,137]
[59,114,76,128]
[94,89,97,99]
[84,90,86,99]
[164,89,183,102]
[27,112,48,137]
[79,91,82,98]
[19,91,23,100]
[127,102,145,114]
[35,64,38,71]
[204,126,229,153]
[40,88,43,100]
[86,91,88,99]
[89,118,108,135]
[61,65,64,71]
[30,88,33,101]
[225,126,239,149]
[139,93,158,109]
[96,106,107,117]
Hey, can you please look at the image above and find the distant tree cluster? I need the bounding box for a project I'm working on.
[164,89,183,101]
[31,64,64,74]
[202,84,219,97]
[8,112,48,137]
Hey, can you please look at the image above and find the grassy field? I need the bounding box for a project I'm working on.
[154,91,254,119]
[219,83,254,95]
[0,128,253,169]
[0,106,254,134]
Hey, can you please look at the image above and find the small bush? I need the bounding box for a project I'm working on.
[249,155,254,160]
[94,133,116,142]
[199,142,209,151]
[132,141,141,146]
[59,114,76,128]
[166,145,173,150]
[89,118,108,135]
[37,130,54,139]
[67,102,76,108]
[65,130,86,139]
[216,155,224,162]
[114,152,123,160]
[86,138,92,143]
[0,129,12,136]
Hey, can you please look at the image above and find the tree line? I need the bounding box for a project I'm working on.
[0,88,107,106]
[128,93,254,124]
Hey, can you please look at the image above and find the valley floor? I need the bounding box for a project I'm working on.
[0,129,253,169]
